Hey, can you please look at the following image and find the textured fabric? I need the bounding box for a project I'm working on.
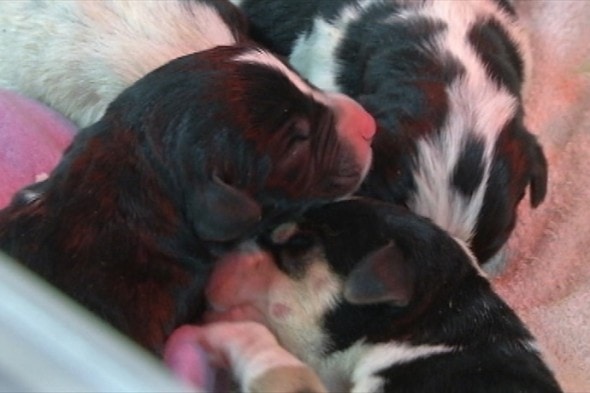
[0,89,75,208]
[493,1,590,391]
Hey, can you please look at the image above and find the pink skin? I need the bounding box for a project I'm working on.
[327,92,376,142]
[165,248,280,390]
[164,325,222,391]
[204,246,284,324]
[165,322,312,392]
[325,92,376,180]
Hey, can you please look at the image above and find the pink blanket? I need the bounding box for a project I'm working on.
[493,1,590,391]
[0,90,76,208]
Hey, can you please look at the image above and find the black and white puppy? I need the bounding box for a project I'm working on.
[0,0,245,127]
[206,198,562,392]
[231,0,548,266]
[0,44,375,355]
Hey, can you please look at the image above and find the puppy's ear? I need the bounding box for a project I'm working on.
[527,136,548,207]
[191,176,262,242]
[343,241,414,307]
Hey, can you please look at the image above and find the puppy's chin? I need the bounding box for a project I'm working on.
[326,91,376,193]
[354,144,374,189]
[330,147,374,198]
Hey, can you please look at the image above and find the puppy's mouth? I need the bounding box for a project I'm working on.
[310,91,375,198]
[316,148,373,198]
[329,91,375,187]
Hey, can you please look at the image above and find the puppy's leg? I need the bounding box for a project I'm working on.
[165,322,327,393]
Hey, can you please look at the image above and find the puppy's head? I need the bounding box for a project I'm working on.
[470,116,547,264]
[206,198,481,356]
[104,45,375,243]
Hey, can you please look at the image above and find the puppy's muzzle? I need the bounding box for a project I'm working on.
[324,92,376,177]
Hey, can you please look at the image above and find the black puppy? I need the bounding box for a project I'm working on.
[207,198,562,392]
[231,0,548,266]
[0,46,374,355]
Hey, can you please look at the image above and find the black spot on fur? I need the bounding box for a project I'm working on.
[468,17,524,96]
[238,0,369,56]
[452,137,486,197]
[338,11,465,206]
[491,0,517,16]
[337,11,450,97]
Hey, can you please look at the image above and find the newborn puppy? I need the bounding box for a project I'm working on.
[231,0,548,266]
[0,0,247,127]
[0,46,374,355]
[206,198,562,392]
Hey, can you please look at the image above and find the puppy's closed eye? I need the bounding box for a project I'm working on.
[286,118,311,145]
[265,223,320,277]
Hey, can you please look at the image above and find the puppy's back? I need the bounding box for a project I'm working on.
[0,0,243,126]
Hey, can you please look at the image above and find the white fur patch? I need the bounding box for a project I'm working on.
[352,342,455,392]
[316,341,370,392]
[407,2,519,243]
[290,0,376,93]
[290,18,343,93]
[311,340,455,392]
[0,0,237,127]
[266,259,342,365]
[232,48,344,108]
[233,49,314,97]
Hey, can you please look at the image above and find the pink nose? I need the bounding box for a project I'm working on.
[327,93,376,141]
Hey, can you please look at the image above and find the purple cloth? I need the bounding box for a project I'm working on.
[0,89,76,208]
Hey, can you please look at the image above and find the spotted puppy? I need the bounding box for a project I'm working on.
[0,45,374,355]
[206,198,562,392]
[0,0,246,127]
[231,0,548,267]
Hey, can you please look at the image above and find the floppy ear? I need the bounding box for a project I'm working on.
[343,241,414,307]
[527,137,548,208]
[191,175,262,242]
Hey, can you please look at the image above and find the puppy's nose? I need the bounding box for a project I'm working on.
[327,92,376,141]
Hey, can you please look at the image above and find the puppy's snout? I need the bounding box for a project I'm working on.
[323,92,375,185]
[328,92,376,142]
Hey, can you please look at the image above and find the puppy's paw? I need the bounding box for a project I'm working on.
[249,365,328,393]
[165,322,326,393]
[164,325,221,391]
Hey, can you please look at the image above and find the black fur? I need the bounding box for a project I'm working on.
[468,17,525,96]
[0,45,368,355]
[265,198,562,392]
[234,0,549,265]
[452,136,487,197]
